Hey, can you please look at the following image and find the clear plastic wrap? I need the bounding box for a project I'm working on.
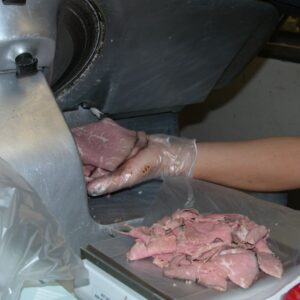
[143,177,300,299]
[0,158,88,300]
[95,176,300,300]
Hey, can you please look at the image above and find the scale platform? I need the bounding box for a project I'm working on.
[75,237,300,300]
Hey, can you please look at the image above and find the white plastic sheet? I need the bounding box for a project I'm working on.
[0,158,88,300]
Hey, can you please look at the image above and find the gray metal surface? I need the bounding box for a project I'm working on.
[94,237,300,300]
[0,72,94,252]
[0,0,61,76]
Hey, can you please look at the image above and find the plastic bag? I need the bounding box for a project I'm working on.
[0,158,88,300]
[95,177,300,300]
[142,176,300,299]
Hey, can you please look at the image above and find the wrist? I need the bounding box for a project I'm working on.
[149,134,197,178]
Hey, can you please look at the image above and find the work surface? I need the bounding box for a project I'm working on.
[86,178,300,299]
[90,236,299,300]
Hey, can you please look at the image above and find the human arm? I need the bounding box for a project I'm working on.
[73,120,300,195]
[86,134,197,196]
[194,137,300,192]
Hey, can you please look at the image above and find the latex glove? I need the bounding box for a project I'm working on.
[72,118,148,182]
[87,134,197,196]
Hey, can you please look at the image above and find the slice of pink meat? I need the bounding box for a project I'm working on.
[123,209,283,292]
[150,223,166,237]
[189,221,232,245]
[255,239,283,278]
[255,239,273,254]
[127,235,177,261]
[214,249,259,289]
[117,226,151,244]
[190,242,225,261]
[152,254,174,268]
[164,260,228,291]
[246,225,269,244]
[257,252,283,278]
[72,118,138,172]
[196,261,228,292]
[164,264,198,282]
[232,219,269,246]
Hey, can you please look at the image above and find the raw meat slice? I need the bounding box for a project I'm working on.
[245,225,269,244]
[150,223,166,237]
[255,239,273,254]
[152,254,174,268]
[127,235,177,260]
[72,118,142,172]
[117,226,151,244]
[257,252,283,278]
[157,216,183,231]
[164,260,228,291]
[190,242,225,261]
[119,209,283,292]
[164,264,198,282]
[215,249,259,288]
[196,261,228,292]
[189,221,232,245]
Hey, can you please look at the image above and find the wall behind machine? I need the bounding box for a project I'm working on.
[180,57,300,209]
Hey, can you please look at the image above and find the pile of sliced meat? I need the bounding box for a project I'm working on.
[119,209,283,291]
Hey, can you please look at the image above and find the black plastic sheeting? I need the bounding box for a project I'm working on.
[56,0,279,116]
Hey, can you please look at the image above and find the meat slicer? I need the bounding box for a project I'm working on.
[0,0,281,255]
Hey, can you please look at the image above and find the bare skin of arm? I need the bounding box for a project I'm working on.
[194,137,300,192]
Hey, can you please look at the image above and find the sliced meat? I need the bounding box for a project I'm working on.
[117,226,151,244]
[257,252,283,278]
[164,264,198,282]
[215,249,259,289]
[152,254,174,268]
[246,225,269,244]
[127,235,177,261]
[255,239,273,254]
[232,220,269,246]
[190,242,225,261]
[121,209,283,292]
[164,260,228,291]
[72,118,140,172]
[150,223,166,237]
[196,262,228,292]
[189,221,232,245]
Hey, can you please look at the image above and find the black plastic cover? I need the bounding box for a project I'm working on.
[2,0,26,4]
[56,0,279,116]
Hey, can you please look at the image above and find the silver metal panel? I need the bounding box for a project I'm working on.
[0,72,94,252]
[0,0,61,72]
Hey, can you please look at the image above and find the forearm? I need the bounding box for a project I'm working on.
[193,137,300,192]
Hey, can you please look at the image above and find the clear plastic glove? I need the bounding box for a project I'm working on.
[87,134,197,196]
[72,118,148,182]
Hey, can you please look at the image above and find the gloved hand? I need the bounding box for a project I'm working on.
[87,134,197,196]
[72,118,148,182]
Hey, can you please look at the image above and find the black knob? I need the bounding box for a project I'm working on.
[3,0,26,4]
[15,53,38,78]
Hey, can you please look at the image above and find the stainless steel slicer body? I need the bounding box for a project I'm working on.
[0,0,94,253]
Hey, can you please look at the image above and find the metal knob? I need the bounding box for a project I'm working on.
[15,53,38,77]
